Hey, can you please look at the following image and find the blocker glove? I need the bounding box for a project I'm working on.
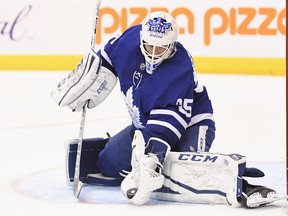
[51,48,117,112]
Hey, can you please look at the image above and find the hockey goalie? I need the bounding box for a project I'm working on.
[51,11,285,208]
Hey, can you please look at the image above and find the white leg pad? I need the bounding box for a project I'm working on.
[151,152,246,206]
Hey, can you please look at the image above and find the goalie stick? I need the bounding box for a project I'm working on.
[73,0,102,198]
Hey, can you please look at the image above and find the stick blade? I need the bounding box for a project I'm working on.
[73,180,83,198]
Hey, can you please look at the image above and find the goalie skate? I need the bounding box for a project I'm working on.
[241,182,287,208]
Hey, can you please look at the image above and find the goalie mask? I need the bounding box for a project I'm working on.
[140,11,179,74]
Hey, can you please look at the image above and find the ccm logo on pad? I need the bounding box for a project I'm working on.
[178,153,218,162]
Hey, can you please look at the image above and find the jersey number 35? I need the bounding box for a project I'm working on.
[176,98,193,118]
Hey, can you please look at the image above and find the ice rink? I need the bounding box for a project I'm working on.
[0,71,286,215]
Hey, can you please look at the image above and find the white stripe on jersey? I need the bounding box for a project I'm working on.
[101,49,113,66]
[147,119,181,139]
[194,83,204,93]
[188,113,214,127]
[192,67,204,93]
[150,109,188,128]
[119,169,130,177]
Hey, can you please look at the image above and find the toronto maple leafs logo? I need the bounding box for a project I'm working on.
[133,71,143,88]
[147,17,171,34]
[122,87,144,129]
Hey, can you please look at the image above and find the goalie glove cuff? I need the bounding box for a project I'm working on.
[146,137,171,164]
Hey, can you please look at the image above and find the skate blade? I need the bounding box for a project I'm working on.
[247,192,287,208]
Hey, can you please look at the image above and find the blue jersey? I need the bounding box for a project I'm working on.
[99,24,214,150]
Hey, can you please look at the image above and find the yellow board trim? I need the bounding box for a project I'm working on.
[0,55,285,76]
[0,55,82,71]
[193,57,285,76]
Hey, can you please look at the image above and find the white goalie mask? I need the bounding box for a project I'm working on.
[140,11,179,74]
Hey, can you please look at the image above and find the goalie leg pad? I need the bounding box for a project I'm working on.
[151,152,246,206]
[66,137,108,184]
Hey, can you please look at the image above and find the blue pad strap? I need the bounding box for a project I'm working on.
[243,167,265,177]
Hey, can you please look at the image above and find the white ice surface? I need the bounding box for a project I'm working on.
[0,71,286,215]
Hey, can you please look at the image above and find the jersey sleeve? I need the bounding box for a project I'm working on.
[96,37,118,76]
[98,25,142,77]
